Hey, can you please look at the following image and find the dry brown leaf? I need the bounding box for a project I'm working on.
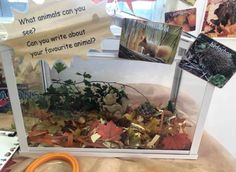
[97,121,123,141]
[161,133,192,150]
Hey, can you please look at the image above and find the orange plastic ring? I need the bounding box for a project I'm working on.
[25,152,79,172]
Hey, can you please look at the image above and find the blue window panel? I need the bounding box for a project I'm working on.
[0,0,28,23]
[117,0,166,22]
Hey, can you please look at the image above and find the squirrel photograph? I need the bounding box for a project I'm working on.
[126,28,172,60]
[138,37,172,61]
[119,18,182,64]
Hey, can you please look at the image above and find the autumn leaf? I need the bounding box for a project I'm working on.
[97,121,123,141]
[89,120,100,131]
[34,121,61,134]
[28,134,66,146]
[28,130,48,138]
[161,133,192,150]
[31,108,52,120]
[145,118,160,133]
[64,132,74,147]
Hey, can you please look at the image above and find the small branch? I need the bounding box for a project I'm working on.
[76,80,149,102]
[50,78,150,102]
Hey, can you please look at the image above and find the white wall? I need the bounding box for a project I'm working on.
[205,65,236,158]
[200,24,236,157]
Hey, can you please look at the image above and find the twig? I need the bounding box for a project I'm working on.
[76,81,149,102]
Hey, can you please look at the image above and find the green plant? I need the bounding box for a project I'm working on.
[209,74,227,88]
[37,62,129,115]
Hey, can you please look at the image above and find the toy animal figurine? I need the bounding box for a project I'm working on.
[102,93,128,117]
[139,37,172,60]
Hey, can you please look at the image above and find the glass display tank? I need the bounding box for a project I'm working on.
[0,0,216,159]
[0,33,215,159]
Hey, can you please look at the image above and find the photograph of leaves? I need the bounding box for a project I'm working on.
[202,0,236,38]
[181,0,196,6]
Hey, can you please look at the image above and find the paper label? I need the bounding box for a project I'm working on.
[1,0,113,66]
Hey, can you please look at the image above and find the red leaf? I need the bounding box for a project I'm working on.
[97,121,123,141]
[161,133,192,150]
[64,132,74,147]
[28,130,48,137]
[28,134,66,146]
[89,120,100,131]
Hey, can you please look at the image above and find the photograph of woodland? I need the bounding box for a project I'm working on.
[165,8,196,32]
[119,18,182,64]
[179,34,236,88]
[202,0,236,37]
[181,0,196,6]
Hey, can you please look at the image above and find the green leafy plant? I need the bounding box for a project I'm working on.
[37,62,129,116]
[209,74,227,88]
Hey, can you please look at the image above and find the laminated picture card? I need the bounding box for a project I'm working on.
[165,8,196,32]
[202,0,236,38]
[118,18,182,64]
[181,0,196,6]
[179,33,236,88]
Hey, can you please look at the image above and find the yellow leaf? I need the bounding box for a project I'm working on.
[145,118,160,133]
[91,133,101,143]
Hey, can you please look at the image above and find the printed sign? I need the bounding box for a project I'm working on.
[179,34,236,88]
[1,0,113,66]
[119,18,182,64]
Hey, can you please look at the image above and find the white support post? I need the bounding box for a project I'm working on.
[0,45,29,152]
[190,83,215,156]
[40,60,52,90]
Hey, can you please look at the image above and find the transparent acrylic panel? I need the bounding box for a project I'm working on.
[14,56,202,150]
[0,58,10,113]
[0,58,14,130]
[176,69,208,140]
[12,57,45,134]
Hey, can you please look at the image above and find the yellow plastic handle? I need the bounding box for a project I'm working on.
[25,152,79,172]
